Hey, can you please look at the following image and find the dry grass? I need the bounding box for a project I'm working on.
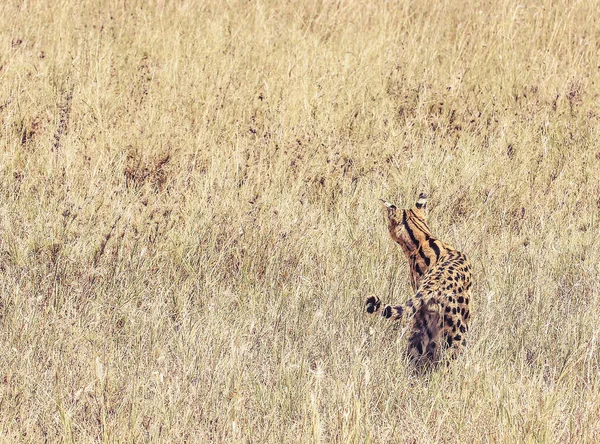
[1,0,600,441]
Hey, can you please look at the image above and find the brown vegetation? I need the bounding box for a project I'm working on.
[1,0,599,441]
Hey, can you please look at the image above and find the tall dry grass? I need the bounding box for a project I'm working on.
[1,0,600,441]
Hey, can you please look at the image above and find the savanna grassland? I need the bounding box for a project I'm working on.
[1,0,600,442]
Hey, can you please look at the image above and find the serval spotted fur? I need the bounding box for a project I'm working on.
[365,194,472,365]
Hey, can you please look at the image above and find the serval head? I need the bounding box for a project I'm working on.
[380,193,431,258]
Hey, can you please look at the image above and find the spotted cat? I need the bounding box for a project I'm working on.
[365,194,472,364]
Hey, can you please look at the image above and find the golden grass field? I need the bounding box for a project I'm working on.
[1,0,600,441]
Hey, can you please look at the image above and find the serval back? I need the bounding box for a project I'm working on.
[365,194,472,365]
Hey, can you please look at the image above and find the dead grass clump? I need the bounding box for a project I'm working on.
[124,149,172,192]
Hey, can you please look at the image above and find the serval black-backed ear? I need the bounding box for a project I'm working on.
[380,198,397,218]
[415,193,427,210]
[414,193,428,218]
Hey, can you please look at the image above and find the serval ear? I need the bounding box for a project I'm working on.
[414,193,428,217]
[380,198,397,218]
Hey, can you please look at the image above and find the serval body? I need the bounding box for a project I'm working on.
[365,194,472,365]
